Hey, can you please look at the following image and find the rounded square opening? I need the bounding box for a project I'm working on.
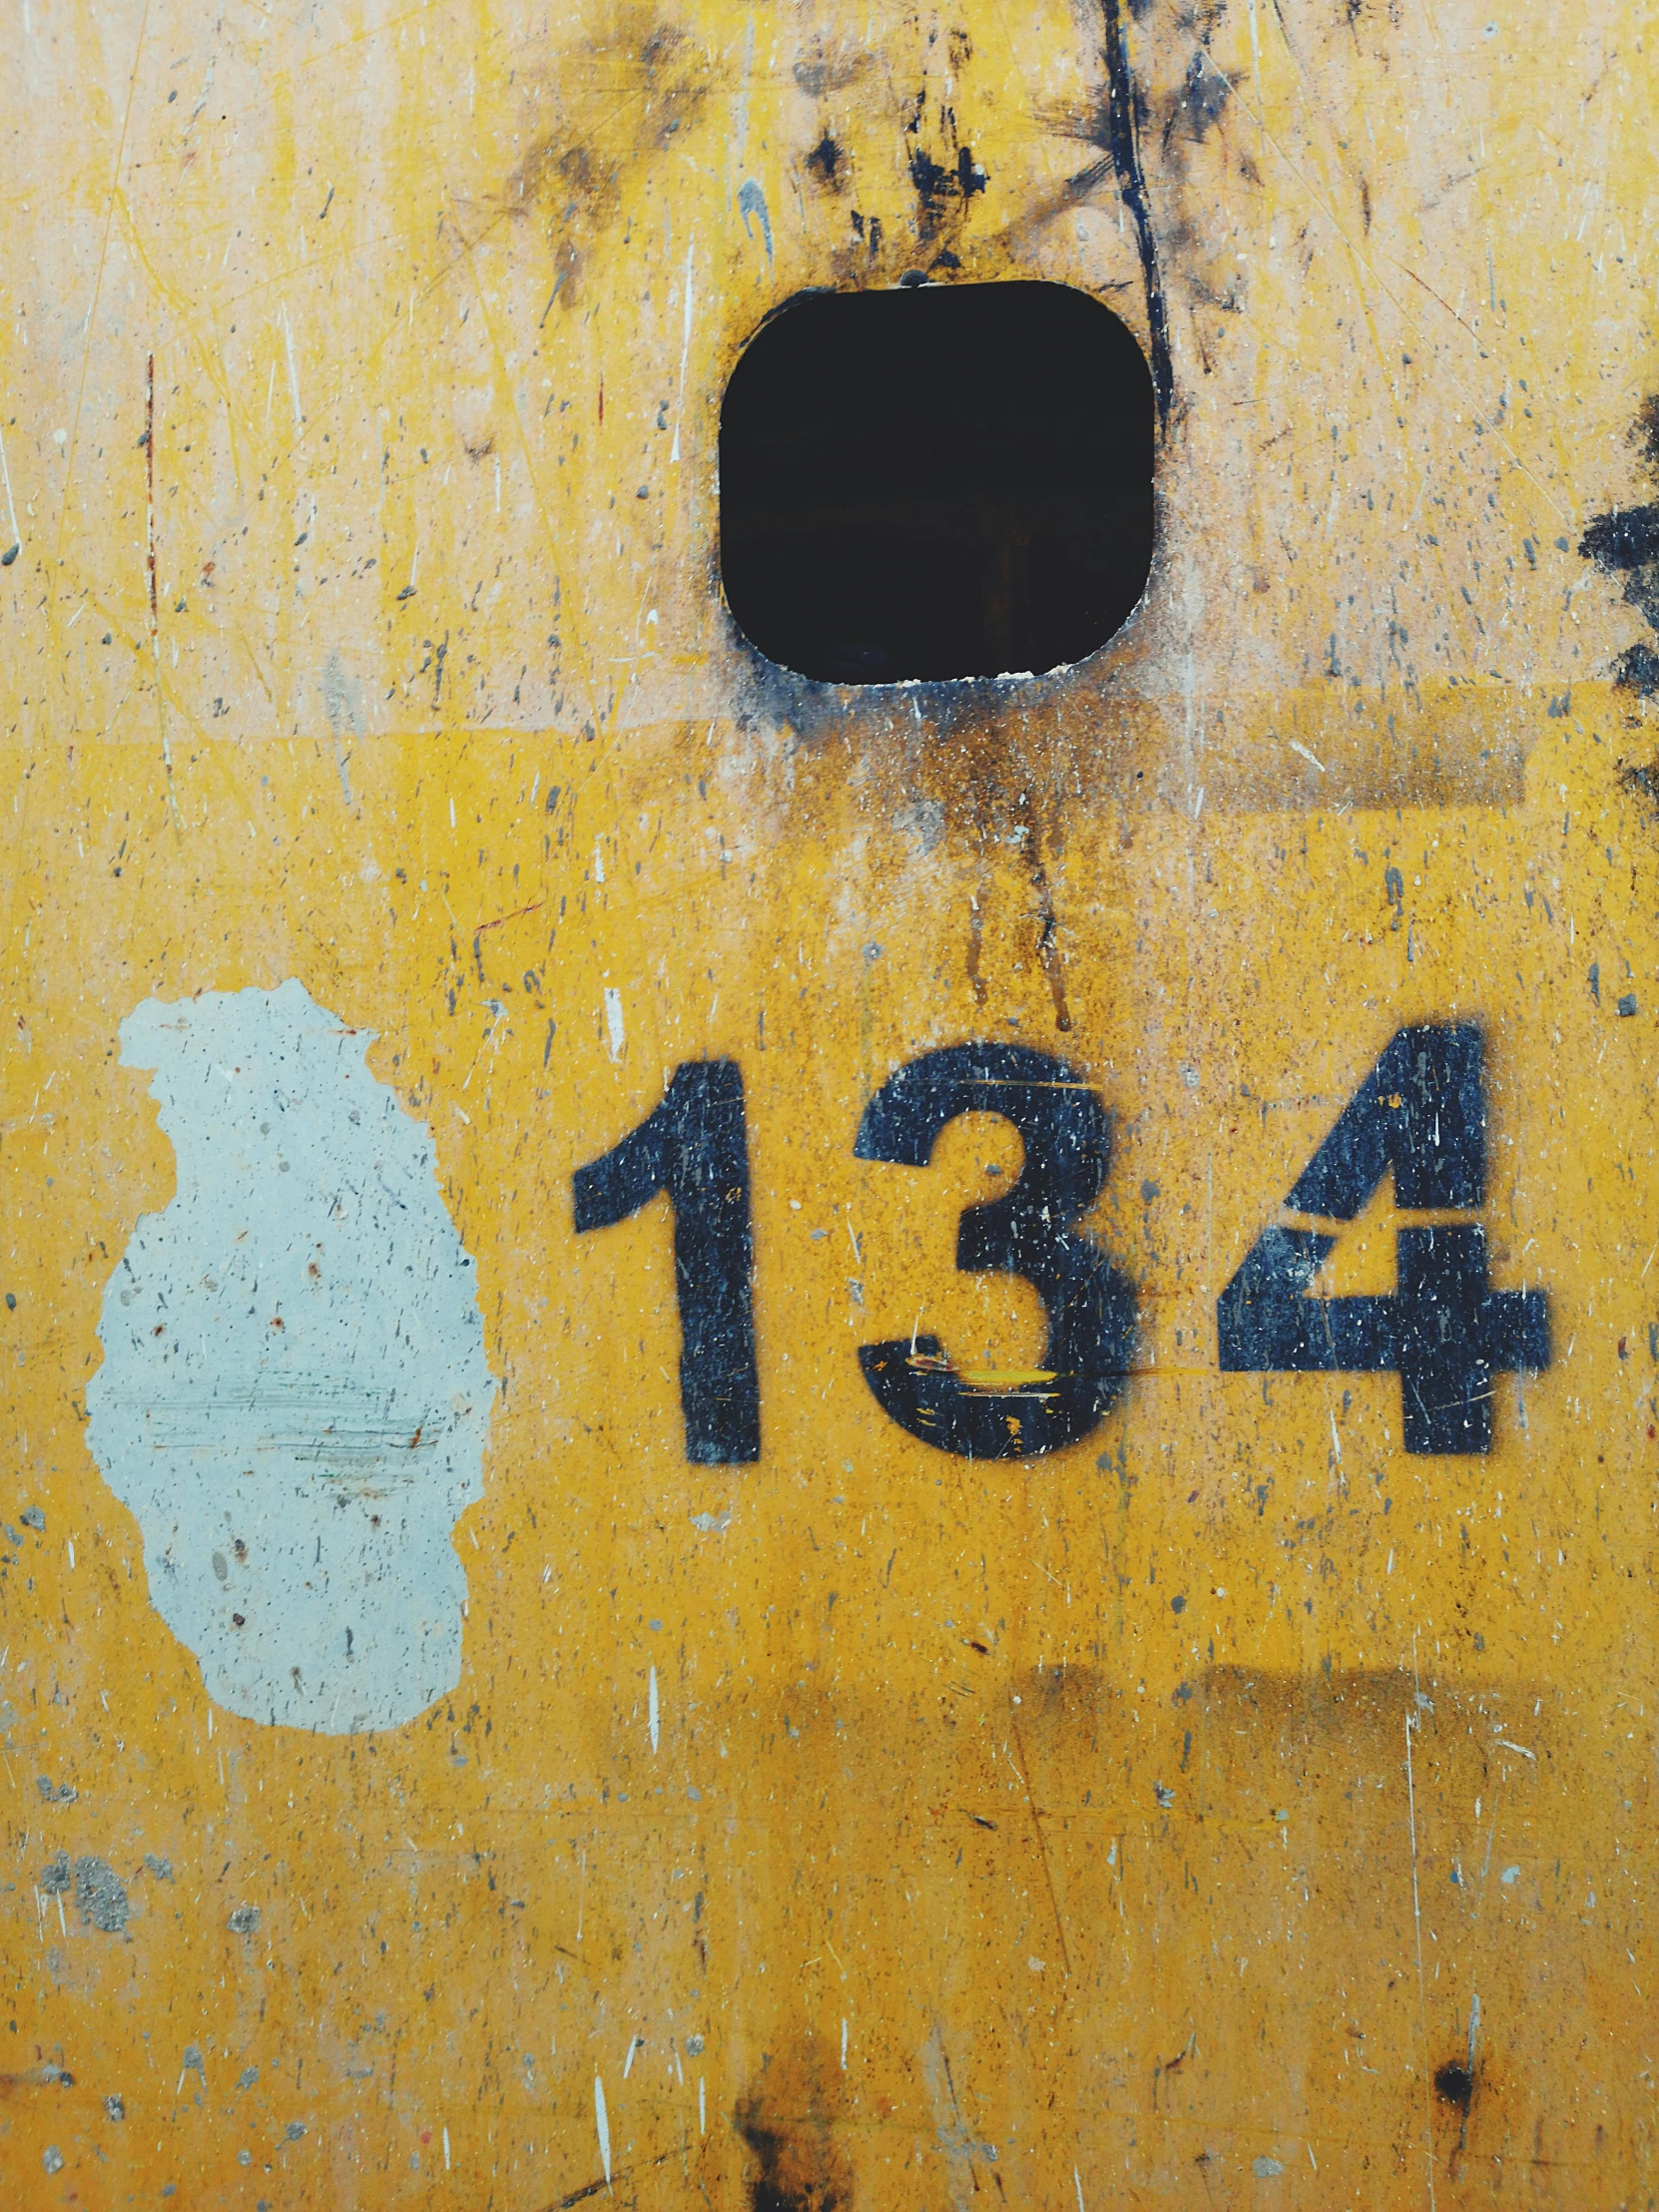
[719,279,1155,686]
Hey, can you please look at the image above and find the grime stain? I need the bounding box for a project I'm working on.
[735,2035,853,2212]
[792,40,868,99]
[85,979,496,1734]
[1162,46,1231,151]
[40,1853,129,1936]
[500,11,716,314]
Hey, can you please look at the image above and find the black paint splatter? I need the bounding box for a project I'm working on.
[1580,400,1659,695]
[1101,0,1173,433]
[805,134,843,188]
[907,143,987,234]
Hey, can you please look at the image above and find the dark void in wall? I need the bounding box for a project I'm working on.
[719,279,1155,685]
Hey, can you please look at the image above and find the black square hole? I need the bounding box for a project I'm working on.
[719,279,1155,686]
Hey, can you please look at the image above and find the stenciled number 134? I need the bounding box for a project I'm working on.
[573,1026,1548,1465]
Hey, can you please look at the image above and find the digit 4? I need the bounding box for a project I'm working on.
[1217,1024,1548,1453]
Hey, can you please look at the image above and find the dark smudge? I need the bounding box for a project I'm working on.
[498,12,716,313]
[1163,48,1231,150]
[735,2034,853,2212]
[793,41,869,99]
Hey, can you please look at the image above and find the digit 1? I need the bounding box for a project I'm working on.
[573,1061,761,1463]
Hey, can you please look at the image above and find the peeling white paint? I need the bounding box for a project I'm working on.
[86,979,496,1733]
[594,2072,611,2184]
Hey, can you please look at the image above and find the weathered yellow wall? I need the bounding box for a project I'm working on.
[2,0,1656,2205]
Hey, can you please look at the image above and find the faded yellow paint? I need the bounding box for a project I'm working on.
[2,0,1658,2206]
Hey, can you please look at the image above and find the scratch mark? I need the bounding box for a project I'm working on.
[671,240,695,463]
[278,300,303,429]
[474,898,546,935]
[1391,260,1480,341]
[920,2021,997,2204]
[543,2149,675,2209]
[1405,1670,1436,2211]
[1194,49,1569,529]
[435,174,608,758]
[648,1664,659,1754]
[0,411,20,561]
[51,0,153,643]
[145,353,178,830]
[1010,1709,1071,1974]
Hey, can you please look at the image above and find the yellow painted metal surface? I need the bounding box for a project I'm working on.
[3,1,1658,2206]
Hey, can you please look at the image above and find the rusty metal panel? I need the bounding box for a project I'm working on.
[1,1,1655,2206]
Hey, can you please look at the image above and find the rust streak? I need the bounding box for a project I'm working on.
[474,898,547,935]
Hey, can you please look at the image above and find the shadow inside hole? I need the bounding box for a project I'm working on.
[1433,2061,1474,2116]
[719,280,1155,685]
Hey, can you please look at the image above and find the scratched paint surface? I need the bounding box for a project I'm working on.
[1,2,1656,2207]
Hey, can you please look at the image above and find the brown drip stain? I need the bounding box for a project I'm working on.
[1026,839,1073,1032]
[964,894,987,1005]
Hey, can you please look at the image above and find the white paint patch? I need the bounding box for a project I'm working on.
[594,2072,612,2184]
[604,987,626,1063]
[648,1664,660,1753]
[86,980,496,1733]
